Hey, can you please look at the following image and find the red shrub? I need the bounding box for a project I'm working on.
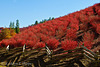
[46,38,59,50]
[16,39,25,47]
[0,42,2,47]
[56,29,65,39]
[83,32,94,42]
[84,41,92,49]
[40,34,50,43]
[0,40,9,47]
[98,9,100,16]
[70,23,79,31]
[79,41,92,49]
[94,3,100,14]
[26,40,35,48]
[96,24,100,34]
[89,22,97,29]
[79,14,89,23]
[8,40,16,47]
[61,39,78,50]
[34,42,45,49]
[80,23,88,31]
[80,32,94,49]
[66,29,77,40]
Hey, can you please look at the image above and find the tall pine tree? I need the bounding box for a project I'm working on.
[12,22,15,29]
[9,22,13,28]
[15,19,20,33]
[35,20,38,25]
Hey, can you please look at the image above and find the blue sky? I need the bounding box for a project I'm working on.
[0,0,99,28]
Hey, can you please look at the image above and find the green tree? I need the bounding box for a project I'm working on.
[9,21,16,34]
[43,19,46,23]
[48,17,52,21]
[15,19,20,33]
[12,22,15,29]
[31,24,34,26]
[30,17,54,26]
[35,20,38,25]
[40,21,42,23]
[52,17,54,20]
[9,22,13,28]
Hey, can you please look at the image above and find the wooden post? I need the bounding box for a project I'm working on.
[6,45,10,52]
[23,44,26,52]
[45,44,52,58]
[22,44,26,57]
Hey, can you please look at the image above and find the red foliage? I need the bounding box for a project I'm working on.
[79,15,89,23]
[98,9,100,16]
[80,32,94,49]
[34,42,45,49]
[96,23,100,34]
[8,40,16,47]
[79,41,92,49]
[66,29,77,40]
[61,39,78,50]
[83,32,94,42]
[0,40,9,47]
[0,42,1,47]
[56,29,65,39]
[70,23,79,31]
[84,41,92,49]
[94,3,100,14]
[40,35,50,43]
[80,23,88,31]
[16,39,25,47]
[26,40,35,48]
[46,38,59,50]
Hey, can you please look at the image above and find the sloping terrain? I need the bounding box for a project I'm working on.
[0,3,100,50]
[0,3,100,67]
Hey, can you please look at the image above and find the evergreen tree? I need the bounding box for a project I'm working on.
[15,19,20,33]
[12,22,15,29]
[43,19,46,23]
[35,20,38,25]
[52,17,54,20]
[31,24,34,26]
[9,22,13,28]
[40,21,42,23]
[30,17,54,26]
[48,17,52,21]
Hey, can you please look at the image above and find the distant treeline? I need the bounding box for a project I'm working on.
[31,17,54,26]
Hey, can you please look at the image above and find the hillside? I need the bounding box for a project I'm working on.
[0,3,100,51]
[0,3,100,67]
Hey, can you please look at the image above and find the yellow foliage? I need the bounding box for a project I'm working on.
[0,28,16,40]
[1,28,11,39]
[10,28,16,36]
